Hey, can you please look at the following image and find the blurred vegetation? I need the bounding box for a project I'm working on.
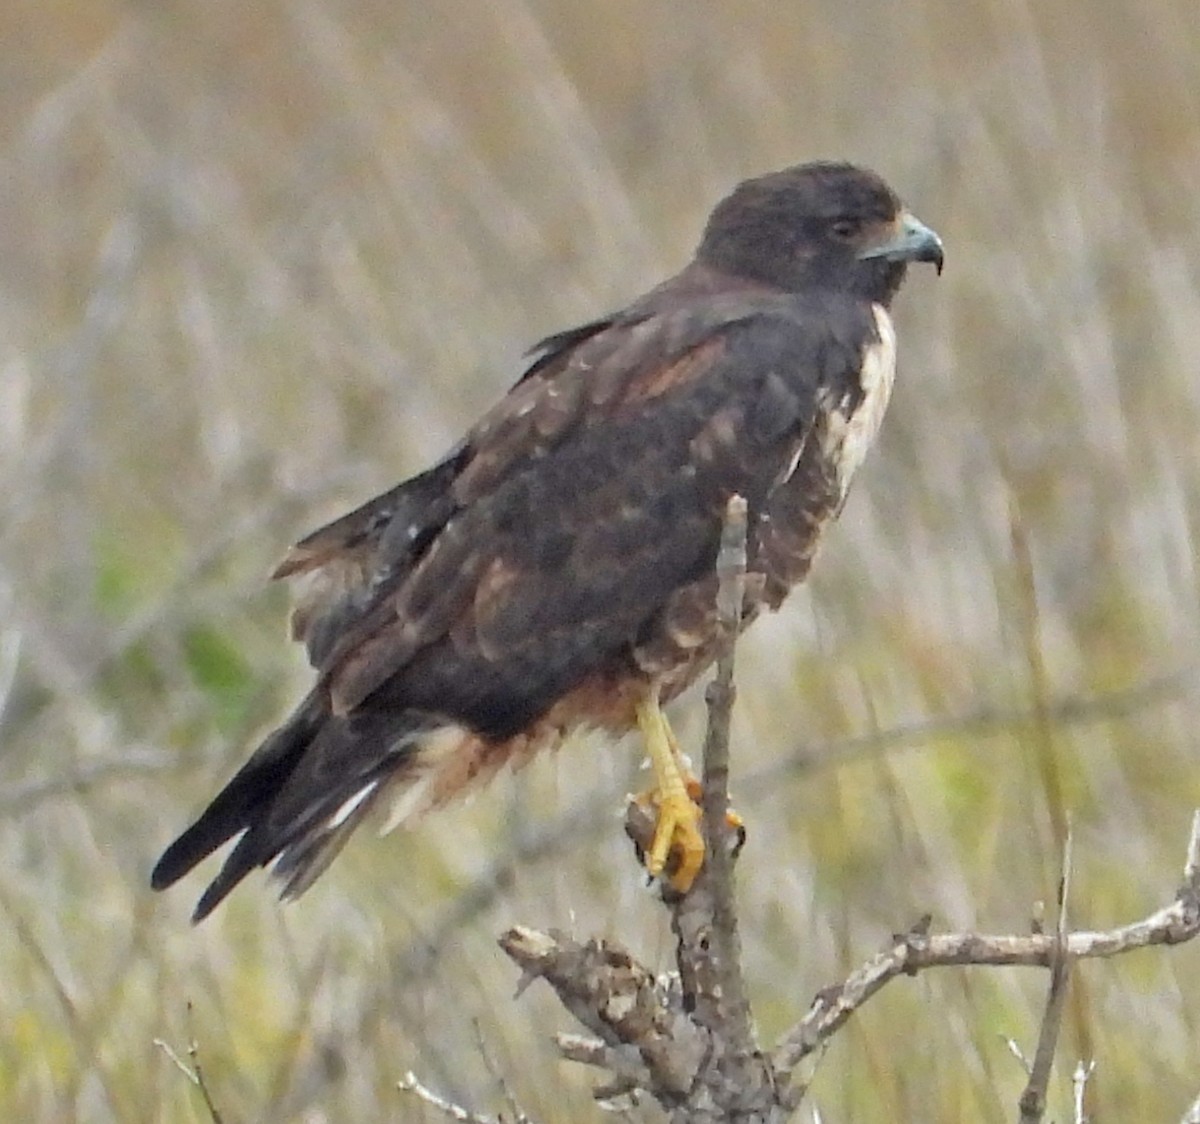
[3,0,1200,1120]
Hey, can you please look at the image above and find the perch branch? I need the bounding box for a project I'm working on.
[504,755,1200,1116]
[502,496,780,1121]
[698,494,754,1059]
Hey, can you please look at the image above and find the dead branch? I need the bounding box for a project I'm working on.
[773,811,1200,1101]
[398,1070,509,1123]
[500,925,707,1102]
[699,495,754,1061]
[152,1006,226,1124]
[501,497,780,1122]
[1017,827,1074,1124]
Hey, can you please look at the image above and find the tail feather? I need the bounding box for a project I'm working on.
[151,691,433,922]
[150,690,326,892]
[271,777,383,900]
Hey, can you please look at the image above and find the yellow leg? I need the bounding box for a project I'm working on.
[663,722,745,823]
[635,691,705,892]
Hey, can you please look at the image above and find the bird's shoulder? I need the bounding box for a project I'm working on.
[453,271,880,500]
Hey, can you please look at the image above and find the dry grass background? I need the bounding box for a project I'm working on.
[3,0,1200,1120]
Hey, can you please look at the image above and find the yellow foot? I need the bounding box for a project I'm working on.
[632,688,750,891]
[634,690,709,893]
[645,788,705,892]
[632,779,745,890]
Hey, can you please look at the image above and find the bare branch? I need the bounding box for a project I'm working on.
[775,812,1200,1097]
[152,1010,226,1124]
[398,1071,505,1124]
[472,1019,533,1124]
[499,925,707,1101]
[497,486,1200,1119]
[1018,825,1074,1123]
[556,1030,652,1090]
[502,497,782,1121]
[152,1038,199,1083]
[697,494,754,1057]
[556,1032,656,1107]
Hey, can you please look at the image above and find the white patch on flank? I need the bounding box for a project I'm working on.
[379,775,434,835]
[823,303,897,494]
[378,724,467,835]
[329,780,379,829]
[775,432,810,488]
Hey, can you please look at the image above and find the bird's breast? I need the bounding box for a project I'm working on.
[819,302,897,497]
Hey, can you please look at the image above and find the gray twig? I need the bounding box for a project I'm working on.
[774,811,1200,1100]
[699,494,754,1058]
[152,1006,225,1124]
[398,1071,504,1123]
[1018,824,1074,1123]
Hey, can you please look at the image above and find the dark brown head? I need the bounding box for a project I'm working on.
[697,162,943,306]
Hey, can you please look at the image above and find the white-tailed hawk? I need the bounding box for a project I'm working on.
[152,162,943,920]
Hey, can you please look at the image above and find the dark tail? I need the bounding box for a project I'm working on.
[151,690,433,922]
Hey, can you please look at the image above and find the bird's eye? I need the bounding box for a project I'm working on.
[830,218,860,241]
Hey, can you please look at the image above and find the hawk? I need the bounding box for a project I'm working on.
[152,161,942,921]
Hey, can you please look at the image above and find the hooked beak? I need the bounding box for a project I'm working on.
[858,212,944,274]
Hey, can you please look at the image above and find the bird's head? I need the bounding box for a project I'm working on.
[697,162,943,305]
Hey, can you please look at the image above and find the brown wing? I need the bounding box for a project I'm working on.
[313,291,855,736]
[273,317,617,668]
[274,316,620,588]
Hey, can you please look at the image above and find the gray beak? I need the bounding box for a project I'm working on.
[858,212,944,274]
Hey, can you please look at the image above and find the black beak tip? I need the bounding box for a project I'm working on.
[911,226,945,275]
[857,215,944,274]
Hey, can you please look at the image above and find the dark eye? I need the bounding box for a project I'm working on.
[830,218,861,241]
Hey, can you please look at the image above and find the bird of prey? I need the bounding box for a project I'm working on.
[152,161,943,921]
